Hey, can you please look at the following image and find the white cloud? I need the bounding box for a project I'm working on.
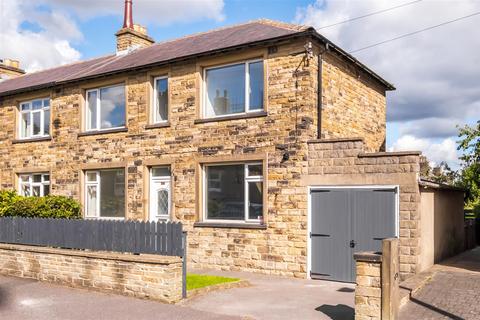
[0,0,81,72]
[295,0,480,166]
[44,0,225,25]
[390,135,459,167]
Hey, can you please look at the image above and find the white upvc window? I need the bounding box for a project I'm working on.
[84,169,125,219]
[19,98,50,139]
[203,59,264,118]
[152,76,169,123]
[149,166,171,222]
[19,173,50,197]
[203,163,264,223]
[85,84,126,131]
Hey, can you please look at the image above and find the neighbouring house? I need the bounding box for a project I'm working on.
[0,0,465,282]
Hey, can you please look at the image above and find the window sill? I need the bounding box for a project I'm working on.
[78,127,128,137]
[193,222,267,229]
[145,122,170,130]
[194,111,267,124]
[12,136,52,144]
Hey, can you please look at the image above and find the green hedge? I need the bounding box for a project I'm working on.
[0,190,81,219]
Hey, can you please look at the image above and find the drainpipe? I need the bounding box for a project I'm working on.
[317,46,325,139]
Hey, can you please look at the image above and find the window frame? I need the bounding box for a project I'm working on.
[149,166,172,221]
[18,98,50,139]
[202,162,264,224]
[152,76,169,124]
[85,84,126,132]
[18,173,50,197]
[202,59,264,119]
[84,169,125,220]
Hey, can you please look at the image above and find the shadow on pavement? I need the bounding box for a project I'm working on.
[315,304,354,320]
[409,297,463,320]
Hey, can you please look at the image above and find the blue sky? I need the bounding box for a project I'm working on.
[2,0,479,169]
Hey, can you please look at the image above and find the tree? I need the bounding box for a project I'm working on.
[419,155,457,185]
[457,121,480,215]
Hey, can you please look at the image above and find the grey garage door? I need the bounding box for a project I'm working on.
[310,188,396,282]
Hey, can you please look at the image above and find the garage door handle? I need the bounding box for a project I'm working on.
[310,233,330,237]
[349,240,356,248]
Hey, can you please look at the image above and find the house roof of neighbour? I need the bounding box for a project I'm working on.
[0,19,395,98]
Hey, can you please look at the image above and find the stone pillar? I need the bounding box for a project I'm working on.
[354,238,400,320]
[354,252,382,320]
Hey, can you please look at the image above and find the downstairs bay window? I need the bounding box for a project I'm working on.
[85,169,125,218]
[204,163,263,223]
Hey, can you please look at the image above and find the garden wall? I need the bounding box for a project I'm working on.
[0,243,183,303]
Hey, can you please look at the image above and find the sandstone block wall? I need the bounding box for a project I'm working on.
[355,257,382,320]
[320,52,387,152]
[305,138,421,279]
[0,243,183,303]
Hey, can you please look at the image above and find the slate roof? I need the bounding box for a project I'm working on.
[0,19,394,97]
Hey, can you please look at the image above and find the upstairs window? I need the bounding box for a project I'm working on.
[204,60,264,118]
[86,84,126,131]
[19,98,50,139]
[19,173,50,197]
[153,77,168,123]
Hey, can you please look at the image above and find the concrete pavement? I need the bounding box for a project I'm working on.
[0,269,354,320]
[185,269,355,320]
[0,275,241,320]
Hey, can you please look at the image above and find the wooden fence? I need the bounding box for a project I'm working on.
[465,218,477,250]
[0,217,184,257]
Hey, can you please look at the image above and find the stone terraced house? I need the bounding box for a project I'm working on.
[0,1,465,282]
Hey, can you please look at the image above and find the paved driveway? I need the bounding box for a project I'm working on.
[0,276,240,320]
[0,270,354,320]
[400,247,480,320]
[185,269,355,320]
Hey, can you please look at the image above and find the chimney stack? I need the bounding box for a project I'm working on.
[0,59,25,81]
[115,0,154,54]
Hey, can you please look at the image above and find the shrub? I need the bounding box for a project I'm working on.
[0,190,20,217]
[0,190,81,219]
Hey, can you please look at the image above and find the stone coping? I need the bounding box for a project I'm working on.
[0,243,181,265]
[307,137,364,144]
[358,151,421,157]
[354,251,383,262]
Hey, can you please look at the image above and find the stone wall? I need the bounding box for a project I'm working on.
[354,254,382,319]
[320,52,387,152]
[354,239,400,320]
[0,243,183,303]
[305,138,421,279]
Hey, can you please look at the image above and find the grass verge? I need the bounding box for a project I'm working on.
[186,273,240,291]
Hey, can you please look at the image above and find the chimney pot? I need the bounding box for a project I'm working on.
[123,0,133,29]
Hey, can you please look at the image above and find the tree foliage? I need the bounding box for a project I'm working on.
[457,121,480,215]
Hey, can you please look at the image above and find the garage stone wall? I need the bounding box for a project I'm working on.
[0,243,183,303]
[305,138,421,280]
